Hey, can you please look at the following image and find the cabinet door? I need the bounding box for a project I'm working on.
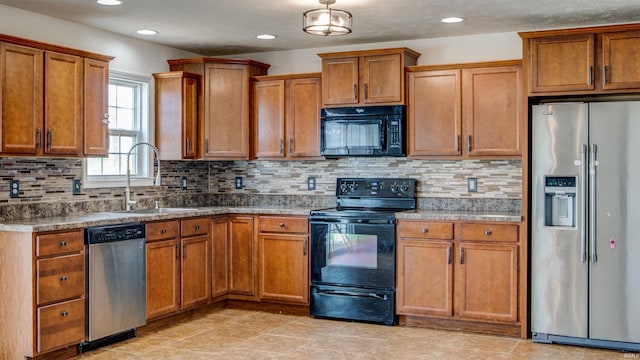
[286,77,322,158]
[259,233,309,304]
[361,53,403,104]
[44,51,83,155]
[254,79,285,158]
[602,30,640,90]
[0,43,43,154]
[407,70,461,156]
[146,239,180,320]
[529,34,595,93]
[181,234,210,309]
[322,56,359,106]
[83,58,109,156]
[183,75,198,159]
[463,66,521,156]
[456,243,518,323]
[211,217,229,299]
[228,216,256,297]
[203,63,250,159]
[397,239,453,317]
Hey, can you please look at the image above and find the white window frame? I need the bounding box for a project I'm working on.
[83,70,154,189]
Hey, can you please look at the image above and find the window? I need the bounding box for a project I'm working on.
[84,71,152,188]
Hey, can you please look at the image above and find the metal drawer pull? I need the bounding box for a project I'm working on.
[485,230,492,236]
[303,239,307,256]
[60,276,68,282]
[61,311,68,317]
[446,247,452,264]
[47,129,52,149]
[459,248,464,265]
[59,241,67,247]
[36,128,42,149]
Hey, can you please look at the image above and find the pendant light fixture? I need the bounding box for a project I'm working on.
[303,0,352,36]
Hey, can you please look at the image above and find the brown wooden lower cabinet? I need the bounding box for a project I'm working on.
[258,216,309,305]
[146,217,210,320]
[211,216,229,299]
[0,228,86,359]
[227,215,257,298]
[396,219,521,335]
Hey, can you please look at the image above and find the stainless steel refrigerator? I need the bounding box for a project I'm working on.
[531,101,640,351]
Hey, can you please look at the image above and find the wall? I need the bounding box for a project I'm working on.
[228,32,522,75]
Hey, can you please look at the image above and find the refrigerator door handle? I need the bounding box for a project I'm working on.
[590,144,598,263]
[581,144,588,263]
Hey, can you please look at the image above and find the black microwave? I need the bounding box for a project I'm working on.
[320,105,406,157]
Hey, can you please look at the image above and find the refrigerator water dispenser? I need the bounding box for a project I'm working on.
[544,176,577,227]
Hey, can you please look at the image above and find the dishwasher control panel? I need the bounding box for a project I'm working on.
[85,222,145,244]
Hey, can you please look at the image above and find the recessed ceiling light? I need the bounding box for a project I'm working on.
[256,34,277,40]
[97,0,122,5]
[441,17,464,24]
[136,29,158,35]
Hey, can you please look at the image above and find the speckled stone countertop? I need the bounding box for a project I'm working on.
[0,206,521,233]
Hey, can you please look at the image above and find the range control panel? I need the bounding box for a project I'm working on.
[336,178,416,198]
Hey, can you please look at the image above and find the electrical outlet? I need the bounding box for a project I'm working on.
[307,176,316,191]
[181,177,187,190]
[72,179,81,195]
[235,176,243,189]
[467,177,478,193]
[9,179,19,198]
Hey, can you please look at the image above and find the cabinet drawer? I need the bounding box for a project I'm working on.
[37,254,84,305]
[397,221,454,240]
[36,229,84,257]
[259,216,308,234]
[146,220,179,241]
[458,223,518,242]
[37,298,85,353]
[182,217,210,237]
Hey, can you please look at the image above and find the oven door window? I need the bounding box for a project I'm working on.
[322,119,384,154]
[310,222,395,289]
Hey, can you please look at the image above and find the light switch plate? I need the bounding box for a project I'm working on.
[9,180,19,198]
[181,177,187,190]
[467,177,477,192]
[72,179,81,195]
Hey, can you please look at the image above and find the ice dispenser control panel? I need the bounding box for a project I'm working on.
[544,176,577,227]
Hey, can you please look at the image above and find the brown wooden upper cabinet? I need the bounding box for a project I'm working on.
[406,60,522,158]
[154,71,200,160]
[318,48,419,107]
[0,35,112,157]
[253,73,322,159]
[521,25,640,95]
[168,58,270,160]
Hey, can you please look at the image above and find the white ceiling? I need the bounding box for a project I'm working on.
[1,0,639,56]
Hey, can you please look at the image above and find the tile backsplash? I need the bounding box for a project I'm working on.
[0,157,521,221]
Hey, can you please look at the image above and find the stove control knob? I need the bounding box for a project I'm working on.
[400,183,410,193]
[348,182,358,192]
[340,183,348,193]
[390,182,399,193]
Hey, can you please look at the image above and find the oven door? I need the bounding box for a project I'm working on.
[310,219,395,289]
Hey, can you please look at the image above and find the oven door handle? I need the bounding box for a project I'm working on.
[310,219,395,225]
[314,289,388,301]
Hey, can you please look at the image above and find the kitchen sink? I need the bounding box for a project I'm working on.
[118,207,196,214]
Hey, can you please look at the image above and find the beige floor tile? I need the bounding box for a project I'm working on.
[444,332,520,354]
[511,340,586,359]
[583,347,639,360]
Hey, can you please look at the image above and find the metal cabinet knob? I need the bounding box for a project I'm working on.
[279,223,285,228]
[59,241,67,247]
[161,228,167,234]
[61,311,68,317]
[60,276,68,282]
[485,230,492,236]
[422,228,429,233]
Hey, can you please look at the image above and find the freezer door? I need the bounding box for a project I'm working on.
[588,102,640,343]
[531,103,589,338]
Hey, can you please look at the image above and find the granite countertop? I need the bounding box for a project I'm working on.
[0,206,521,233]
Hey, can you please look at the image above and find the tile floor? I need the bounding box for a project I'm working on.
[77,309,637,359]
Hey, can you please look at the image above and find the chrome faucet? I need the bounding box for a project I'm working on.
[126,142,161,211]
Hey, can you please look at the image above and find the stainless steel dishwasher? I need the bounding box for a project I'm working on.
[81,222,146,351]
